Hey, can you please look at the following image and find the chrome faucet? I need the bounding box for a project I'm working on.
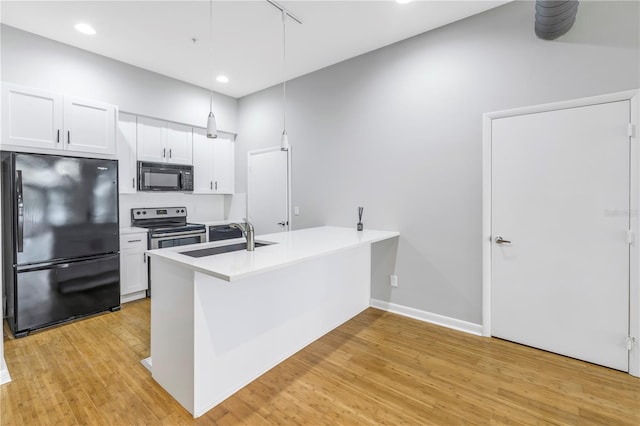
[230,221,255,251]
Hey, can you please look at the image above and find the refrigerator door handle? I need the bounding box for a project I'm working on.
[16,169,24,253]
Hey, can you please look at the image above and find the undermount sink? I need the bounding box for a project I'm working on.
[180,241,274,258]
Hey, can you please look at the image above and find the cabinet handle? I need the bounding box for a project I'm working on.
[132,178,135,188]
[210,181,213,190]
[163,148,166,158]
[57,129,60,143]
[215,181,218,190]
[169,149,172,158]
[143,253,147,263]
[128,239,142,243]
[67,131,70,144]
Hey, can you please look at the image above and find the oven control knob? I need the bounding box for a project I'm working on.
[136,211,140,215]
[143,211,147,215]
[181,209,185,213]
[176,209,179,213]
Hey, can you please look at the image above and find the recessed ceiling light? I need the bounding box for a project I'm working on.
[74,23,96,35]
[396,0,413,4]
[216,75,229,84]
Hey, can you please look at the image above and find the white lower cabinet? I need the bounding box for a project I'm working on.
[120,232,148,303]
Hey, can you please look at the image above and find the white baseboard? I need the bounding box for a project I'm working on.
[1,359,12,385]
[140,357,152,372]
[121,291,147,304]
[369,299,483,336]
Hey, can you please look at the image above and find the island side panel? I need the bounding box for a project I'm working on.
[192,244,372,417]
[150,257,196,415]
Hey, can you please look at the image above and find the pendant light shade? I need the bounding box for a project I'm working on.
[281,130,289,151]
[206,0,218,139]
[207,111,217,139]
[268,1,301,151]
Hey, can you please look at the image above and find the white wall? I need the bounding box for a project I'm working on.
[0,25,238,133]
[235,1,640,325]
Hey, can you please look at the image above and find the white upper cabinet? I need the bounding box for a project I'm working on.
[117,112,138,194]
[137,116,166,163]
[192,128,234,194]
[193,128,214,193]
[1,83,116,155]
[166,122,193,164]
[137,117,192,165]
[63,96,116,155]
[2,84,62,149]
[212,138,234,194]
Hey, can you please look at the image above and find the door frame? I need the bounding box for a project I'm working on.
[482,90,640,376]
[247,146,292,232]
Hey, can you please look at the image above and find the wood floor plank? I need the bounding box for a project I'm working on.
[2,300,639,425]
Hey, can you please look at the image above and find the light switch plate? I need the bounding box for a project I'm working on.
[390,275,398,287]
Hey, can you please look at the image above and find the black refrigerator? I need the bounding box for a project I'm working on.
[1,152,120,337]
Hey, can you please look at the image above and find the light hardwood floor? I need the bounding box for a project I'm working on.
[2,299,639,425]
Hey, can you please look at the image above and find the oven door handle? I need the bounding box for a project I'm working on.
[150,230,206,238]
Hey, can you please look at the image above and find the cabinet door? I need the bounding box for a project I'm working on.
[137,116,166,162]
[117,112,137,194]
[120,234,148,295]
[212,138,235,194]
[192,128,214,193]
[166,122,193,165]
[1,84,63,150]
[63,96,116,155]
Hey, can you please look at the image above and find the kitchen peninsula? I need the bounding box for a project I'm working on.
[145,226,399,417]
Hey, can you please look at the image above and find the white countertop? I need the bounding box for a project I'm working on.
[146,226,399,282]
[120,226,148,235]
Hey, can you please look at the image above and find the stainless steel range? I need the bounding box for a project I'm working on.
[132,207,206,296]
[131,207,206,249]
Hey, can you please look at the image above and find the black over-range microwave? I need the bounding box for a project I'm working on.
[137,161,194,192]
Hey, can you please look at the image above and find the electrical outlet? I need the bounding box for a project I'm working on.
[294,206,300,215]
[390,275,398,287]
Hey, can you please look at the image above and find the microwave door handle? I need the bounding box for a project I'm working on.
[16,170,24,253]
[139,166,147,190]
[178,171,183,190]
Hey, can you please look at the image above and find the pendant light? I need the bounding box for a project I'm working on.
[280,9,289,151]
[206,0,218,138]
[267,0,301,149]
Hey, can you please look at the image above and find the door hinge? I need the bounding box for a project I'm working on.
[629,123,635,138]
[626,336,636,351]
[627,230,634,244]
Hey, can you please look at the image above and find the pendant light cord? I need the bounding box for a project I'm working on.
[282,9,287,132]
[209,0,214,112]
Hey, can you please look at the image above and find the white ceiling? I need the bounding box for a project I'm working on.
[0,1,509,98]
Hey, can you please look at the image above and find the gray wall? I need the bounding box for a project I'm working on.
[1,25,238,133]
[235,1,640,325]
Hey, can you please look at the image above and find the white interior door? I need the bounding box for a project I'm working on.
[491,100,630,371]
[247,148,289,235]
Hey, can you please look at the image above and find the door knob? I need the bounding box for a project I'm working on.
[495,236,512,245]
